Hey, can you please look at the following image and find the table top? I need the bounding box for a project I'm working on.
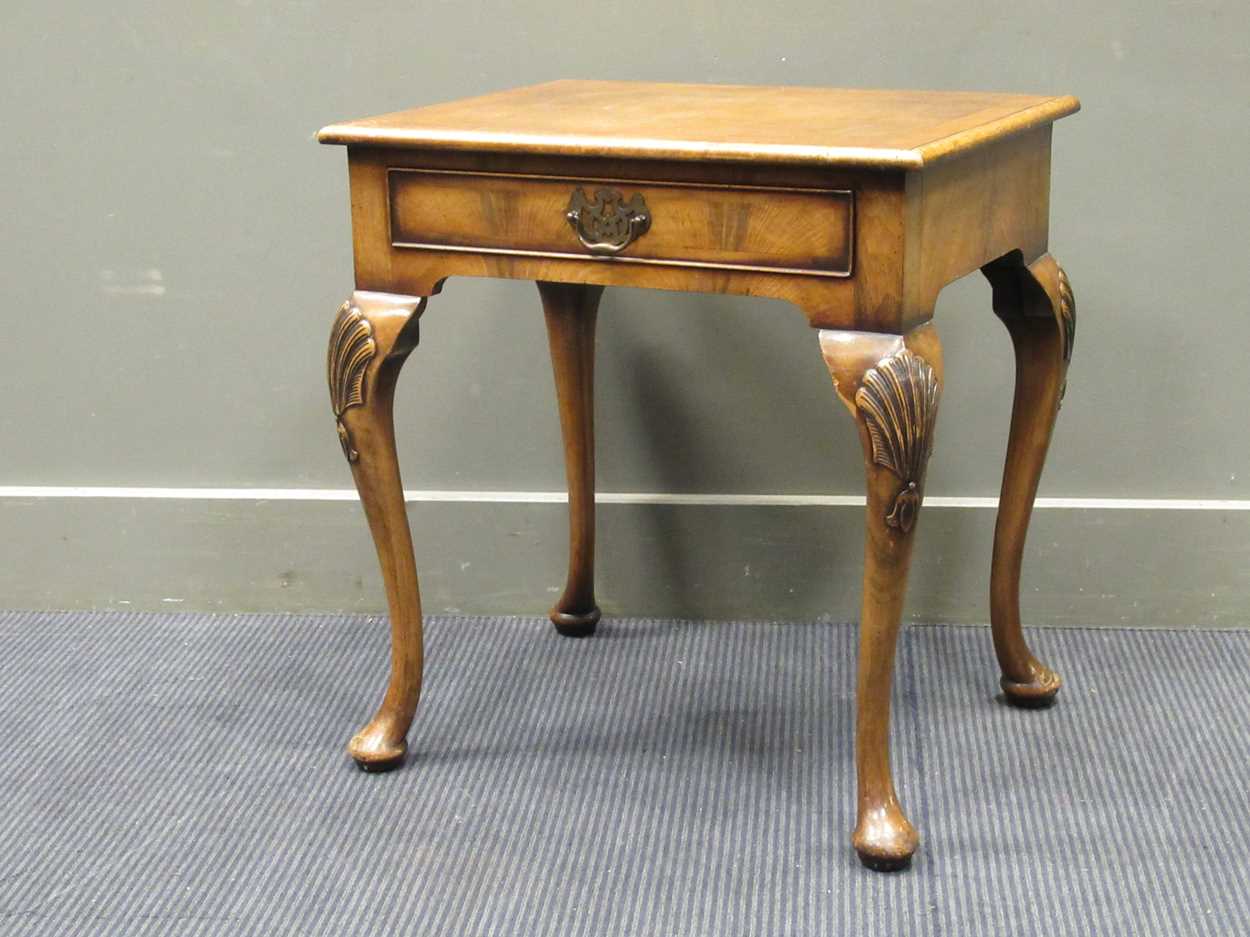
[318,80,1078,170]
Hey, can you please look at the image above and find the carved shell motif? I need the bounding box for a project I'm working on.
[1057,266,1076,365]
[327,302,376,462]
[1056,266,1076,406]
[854,349,940,533]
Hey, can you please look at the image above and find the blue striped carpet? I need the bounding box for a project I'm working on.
[1,610,1247,936]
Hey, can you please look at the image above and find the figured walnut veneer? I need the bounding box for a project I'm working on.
[317,80,1081,871]
[387,168,854,276]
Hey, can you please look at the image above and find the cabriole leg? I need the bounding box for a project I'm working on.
[538,281,604,636]
[819,323,943,871]
[328,290,427,770]
[981,253,1075,706]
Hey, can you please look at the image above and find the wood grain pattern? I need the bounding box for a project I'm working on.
[539,282,603,636]
[981,252,1071,705]
[329,291,427,771]
[902,126,1055,322]
[820,324,943,871]
[387,168,854,276]
[320,80,1079,170]
[319,82,1080,869]
[340,130,1060,332]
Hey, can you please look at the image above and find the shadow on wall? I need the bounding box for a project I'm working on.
[592,280,995,623]
[599,287,867,620]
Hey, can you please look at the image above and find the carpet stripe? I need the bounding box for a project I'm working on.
[1,612,1248,936]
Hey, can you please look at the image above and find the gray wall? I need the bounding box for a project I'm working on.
[2,2,1248,625]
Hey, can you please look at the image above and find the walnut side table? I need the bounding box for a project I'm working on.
[318,81,1080,871]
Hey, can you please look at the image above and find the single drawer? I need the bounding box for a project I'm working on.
[387,168,854,277]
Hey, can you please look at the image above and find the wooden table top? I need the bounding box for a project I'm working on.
[318,80,1079,170]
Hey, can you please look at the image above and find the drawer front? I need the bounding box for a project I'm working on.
[387,168,853,277]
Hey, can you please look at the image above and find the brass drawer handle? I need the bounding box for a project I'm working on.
[565,187,651,255]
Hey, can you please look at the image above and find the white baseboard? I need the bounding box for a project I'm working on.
[0,486,1247,511]
[1,493,1247,625]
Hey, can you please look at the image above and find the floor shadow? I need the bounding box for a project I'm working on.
[418,697,855,774]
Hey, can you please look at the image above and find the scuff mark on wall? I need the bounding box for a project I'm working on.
[101,269,165,296]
